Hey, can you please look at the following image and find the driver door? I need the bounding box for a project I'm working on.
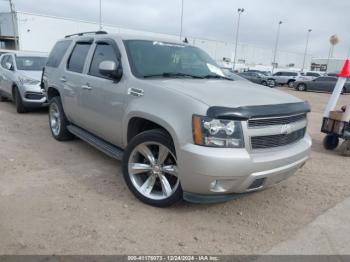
[0,55,15,96]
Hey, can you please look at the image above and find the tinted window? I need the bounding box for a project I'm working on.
[47,40,72,68]
[281,72,297,76]
[317,77,336,82]
[67,42,91,73]
[274,72,282,76]
[89,43,119,79]
[306,72,319,77]
[16,56,47,71]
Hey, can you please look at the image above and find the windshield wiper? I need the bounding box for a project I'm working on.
[143,72,203,79]
[202,74,233,81]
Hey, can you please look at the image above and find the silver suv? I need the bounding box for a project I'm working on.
[42,31,312,207]
[0,51,48,113]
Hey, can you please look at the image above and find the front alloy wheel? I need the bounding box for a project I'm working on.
[123,129,182,207]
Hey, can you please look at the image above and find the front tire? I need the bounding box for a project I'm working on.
[14,86,27,113]
[49,96,74,141]
[122,129,182,207]
[323,134,339,150]
[297,83,307,91]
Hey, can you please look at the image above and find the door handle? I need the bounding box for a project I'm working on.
[81,84,92,90]
[60,77,67,83]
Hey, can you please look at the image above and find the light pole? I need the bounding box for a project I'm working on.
[272,21,283,73]
[179,0,184,40]
[232,8,244,71]
[301,29,312,72]
[99,0,102,30]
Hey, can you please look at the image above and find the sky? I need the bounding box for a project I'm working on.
[1,0,349,58]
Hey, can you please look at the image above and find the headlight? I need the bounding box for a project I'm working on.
[193,115,244,148]
[19,77,40,85]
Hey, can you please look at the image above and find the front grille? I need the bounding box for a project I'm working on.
[25,92,44,100]
[248,113,306,128]
[251,128,306,149]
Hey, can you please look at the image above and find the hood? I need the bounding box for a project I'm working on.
[148,79,302,107]
[18,70,42,81]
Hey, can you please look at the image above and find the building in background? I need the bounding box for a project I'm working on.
[0,11,313,72]
[311,58,346,74]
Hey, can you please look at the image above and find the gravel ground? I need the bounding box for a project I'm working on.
[0,86,350,255]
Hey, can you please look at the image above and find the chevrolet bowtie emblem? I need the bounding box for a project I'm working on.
[281,124,293,135]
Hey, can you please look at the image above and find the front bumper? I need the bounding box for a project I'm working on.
[20,84,48,108]
[178,134,311,200]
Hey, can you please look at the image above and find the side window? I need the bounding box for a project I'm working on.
[67,42,92,73]
[1,55,9,68]
[89,43,119,79]
[46,40,72,68]
[274,72,282,76]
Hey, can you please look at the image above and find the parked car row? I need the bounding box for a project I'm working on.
[0,31,312,207]
[293,76,350,94]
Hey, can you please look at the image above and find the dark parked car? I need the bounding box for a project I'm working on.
[221,68,249,81]
[238,71,276,87]
[293,76,350,94]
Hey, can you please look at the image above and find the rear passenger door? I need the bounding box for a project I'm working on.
[62,39,93,125]
[78,39,126,146]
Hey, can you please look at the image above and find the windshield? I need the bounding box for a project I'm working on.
[124,40,227,79]
[15,56,47,71]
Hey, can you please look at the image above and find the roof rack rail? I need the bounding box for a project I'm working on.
[65,31,108,38]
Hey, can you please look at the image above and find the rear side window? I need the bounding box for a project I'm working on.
[307,72,319,77]
[89,43,119,79]
[46,40,72,68]
[67,42,92,73]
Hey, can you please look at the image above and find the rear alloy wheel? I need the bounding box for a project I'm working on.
[297,83,307,91]
[49,96,74,141]
[288,80,295,88]
[323,134,339,150]
[123,129,182,207]
[14,86,27,113]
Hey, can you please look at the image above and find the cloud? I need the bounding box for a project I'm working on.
[3,0,350,58]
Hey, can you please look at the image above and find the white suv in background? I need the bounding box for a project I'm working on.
[273,71,301,87]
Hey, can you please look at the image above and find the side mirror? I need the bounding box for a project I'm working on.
[5,62,14,71]
[99,60,122,80]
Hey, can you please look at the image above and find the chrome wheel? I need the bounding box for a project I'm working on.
[128,142,179,200]
[49,102,61,136]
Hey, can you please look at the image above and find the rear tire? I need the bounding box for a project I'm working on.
[49,96,74,141]
[297,83,307,91]
[122,129,182,207]
[261,81,267,86]
[14,86,27,113]
[288,80,295,88]
[323,134,339,150]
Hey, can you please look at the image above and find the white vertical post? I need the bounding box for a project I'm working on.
[99,0,102,30]
[323,77,347,117]
[179,0,184,40]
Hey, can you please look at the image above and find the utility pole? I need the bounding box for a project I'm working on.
[99,0,102,30]
[272,21,282,73]
[232,8,244,71]
[301,29,312,72]
[179,0,184,40]
[9,0,18,50]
